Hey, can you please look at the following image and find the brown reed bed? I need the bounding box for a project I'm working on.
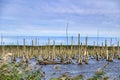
[0,34,120,65]
[0,44,119,65]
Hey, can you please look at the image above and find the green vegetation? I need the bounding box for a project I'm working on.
[0,62,42,80]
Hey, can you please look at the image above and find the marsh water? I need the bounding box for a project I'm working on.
[27,58,120,80]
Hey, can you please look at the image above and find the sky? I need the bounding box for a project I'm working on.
[0,0,120,37]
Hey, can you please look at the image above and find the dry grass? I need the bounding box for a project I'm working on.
[0,34,120,64]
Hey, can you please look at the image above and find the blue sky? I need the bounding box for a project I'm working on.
[0,0,120,37]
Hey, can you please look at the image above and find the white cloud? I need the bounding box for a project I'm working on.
[1,0,120,18]
[0,0,120,37]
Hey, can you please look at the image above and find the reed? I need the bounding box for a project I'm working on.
[1,34,4,57]
[104,39,109,61]
[84,35,88,64]
[59,43,63,57]
[78,34,80,56]
[16,38,20,58]
[109,39,114,61]
[117,40,120,60]
[100,42,104,59]
[117,40,119,54]
[47,38,51,60]
[70,36,74,58]
[52,40,56,61]
[1,33,120,65]
[1,33,3,46]
[78,34,82,64]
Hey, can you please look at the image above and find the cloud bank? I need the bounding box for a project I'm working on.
[0,0,120,37]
